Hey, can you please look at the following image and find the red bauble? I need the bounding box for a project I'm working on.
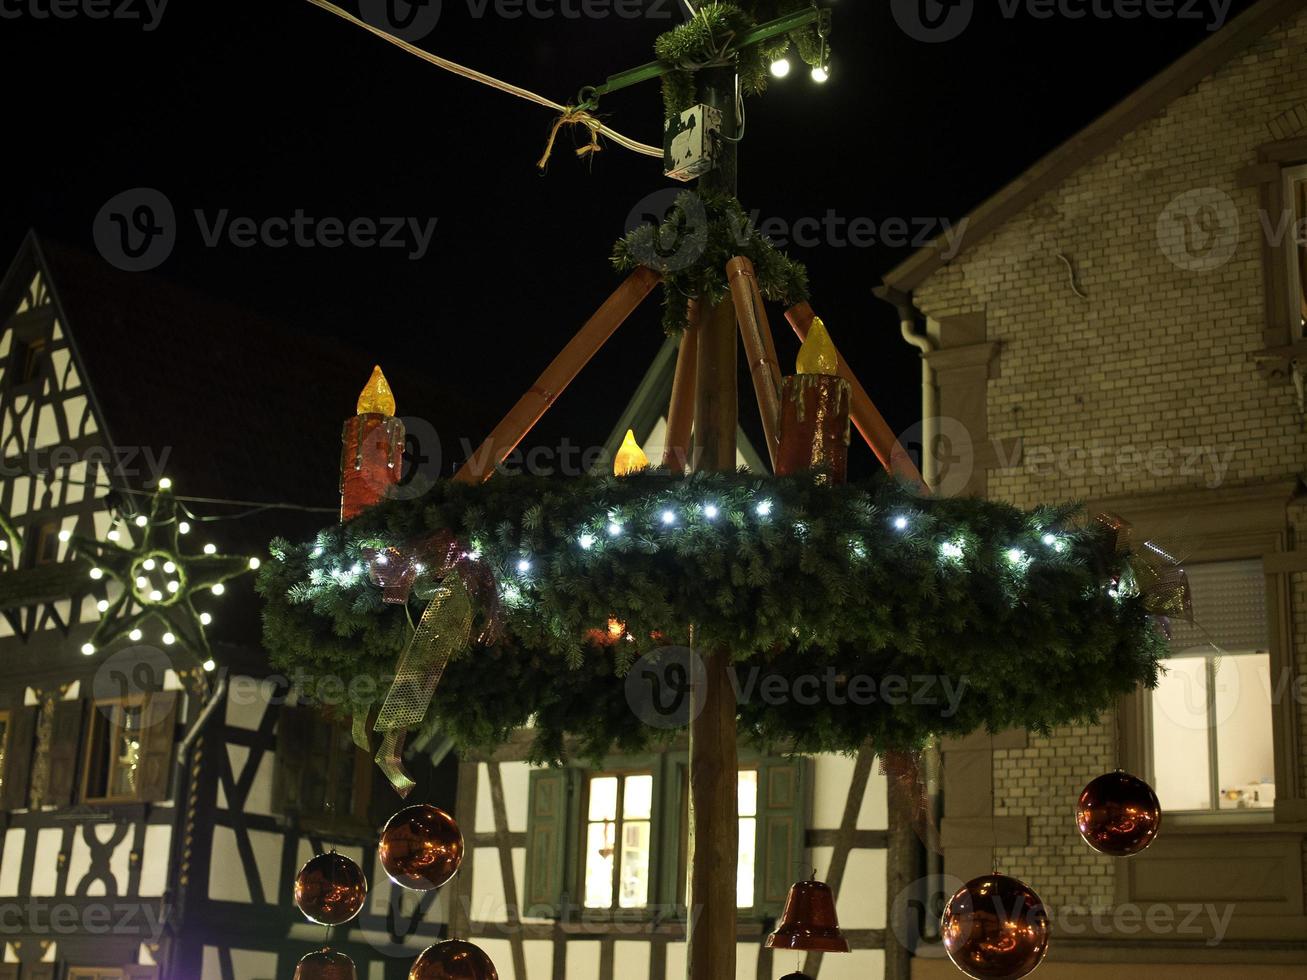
[409,940,498,980]
[380,804,464,892]
[294,949,357,980]
[1076,770,1161,856]
[294,852,367,925]
[941,874,1050,980]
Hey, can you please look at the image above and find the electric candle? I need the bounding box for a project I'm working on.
[340,366,405,521]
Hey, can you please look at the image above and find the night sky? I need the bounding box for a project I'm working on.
[0,0,1259,481]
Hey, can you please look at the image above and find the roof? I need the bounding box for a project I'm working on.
[878,0,1305,300]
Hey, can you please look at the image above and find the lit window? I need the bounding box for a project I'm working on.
[736,770,758,909]
[583,772,653,910]
[1150,560,1274,812]
[83,699,146,802]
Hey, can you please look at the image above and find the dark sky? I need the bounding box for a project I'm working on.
[0,0,1259,481]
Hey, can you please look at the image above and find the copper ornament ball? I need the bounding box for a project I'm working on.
[1076,770,1162,857]
[294,949,357,980]
[294,852,368,926]
[409,940,499,980]
[380,803,465,891]
[941,873,1050,980]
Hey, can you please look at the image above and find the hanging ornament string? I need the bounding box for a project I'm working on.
[300,0,663,161]
[536,106,605,171]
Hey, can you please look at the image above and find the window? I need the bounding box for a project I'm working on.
[581,771,653,910]
[273,705,374,834]
[1285,164,1307,339]
[18,337,45,384]
[1149,560,1274,813]
[28,520,61,567]
[83,698,147,803]
[524,753,806,919]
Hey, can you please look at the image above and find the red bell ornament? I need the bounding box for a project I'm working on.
[380,804,465,891]
[294,852,367,926]
[1076,770,1161,856]
[409,940,499,980]
[941,874,1050,980]
[764,876,850,953]
[294,949,357,980]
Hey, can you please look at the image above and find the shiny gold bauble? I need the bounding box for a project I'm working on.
[1076,770,1162,856]
[409,940,498,980]
[294,948,357,980]
[380,804,464,891]
[293,852,367,925]
[941,873,1050,980]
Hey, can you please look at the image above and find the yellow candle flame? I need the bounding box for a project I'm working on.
[796,317,840,375]
[357,365,396,416]
[614,429,650,476]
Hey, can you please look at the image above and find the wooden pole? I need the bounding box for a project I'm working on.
[661,300,700,472]
[726,256,782,471]
[785,302,927,489]
[688,296,739,980]
[454,266,660,484]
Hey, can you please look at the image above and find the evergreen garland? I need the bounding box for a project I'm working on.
[259,472,1166,764]
[612,189,809,335]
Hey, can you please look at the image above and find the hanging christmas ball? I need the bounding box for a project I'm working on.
[380,803,465,891]
[294,949,357,980]
[294,852,367,925]
[1076,770,1161,856]
[779,974,815,980]
[409,940,498,980]
[941,873,1050,980]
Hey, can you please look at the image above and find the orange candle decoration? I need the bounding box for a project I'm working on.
[340,366,405,522]
[776,318,851,484]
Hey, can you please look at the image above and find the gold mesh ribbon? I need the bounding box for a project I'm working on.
[1096,513,1194,626]
[374,575,473,795]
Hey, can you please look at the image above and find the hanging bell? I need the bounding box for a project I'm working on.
[764,875,850,953]
[780,974,816,980]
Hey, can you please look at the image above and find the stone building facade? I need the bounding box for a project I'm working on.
[879,0,1307,975]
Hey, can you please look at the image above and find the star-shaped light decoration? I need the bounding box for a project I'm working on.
[73,482,258,669]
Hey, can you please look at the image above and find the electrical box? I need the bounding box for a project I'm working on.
[663,104,722,182]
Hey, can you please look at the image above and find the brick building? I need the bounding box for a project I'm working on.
[878,0,1307,975]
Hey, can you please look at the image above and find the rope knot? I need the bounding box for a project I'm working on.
[537,106,605,171]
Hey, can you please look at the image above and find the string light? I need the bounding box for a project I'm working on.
[703,504,719,520]
[178,521,191,534]
[58,529,71,542]
[89,567,103,580]
[199,612,212,626]
[811,66,829,83]
[107,529,121,542]
[202,658,216,672]
[158,477,172,490]
[940,541,965,561]
[770,57,791,78]
[162,632,176,645]
[96,599,109,613]
[607,521,623,537]
[893,516,909,531]
[129,629,142,641]
[517,558,532,574]
[578,533,596,550]
[163,561,176,573]
[661,509,677,525]
[80,642,95,656]
[248,557,261,570]
[203,543,217,555]
[755,500,773,517]
[211,583,225,596]
[134,515,148,528]
[142,558,156,571]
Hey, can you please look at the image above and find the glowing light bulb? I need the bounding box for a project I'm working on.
[940,541,965,560]
[199,612,212,626]
[178,521,190,535]
[89,567,103,580]
[135,576,148,589]
[167,581,180,593]
[162,632,176,645]
[1042,533,1057,547]
[96,599,109,613]
[661,510,676,525]
[203,543,217,555]
[107,529,120,541]
[149,590,163,602]
[607,521,623,537]
[770,57,791,78]
[163,561,176,573]
[0,540,8,551]
[57,529,71,542]
[202,658,216,672]
[211,583,225,596]
[812,66,829,83]
[613,429,650,477]
[158,477,172,490]
[81,642,95,656]
[579,534,596,550]
[893,516,909,531]
[1006,548,1026,565]
[248,557,261,570]
[517,558,531,574]
[703,504,719,520]
[129,629,142,641]
[755,500,773,517]
[142,558,156,571]
[135,515,148,528]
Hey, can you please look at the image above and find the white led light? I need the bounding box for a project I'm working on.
[203,543,217,555]
[770,57,791,78]
[107,529,121,541]
[158,477,172,490]
[80,642,95,656]
[199,612,212,626]
[661,510,676,525]
[89,567,103,580]
[248,557,261,570]
[1006,548,1026,565]
[129,628,142,641]
[149,589,163,602]
[135,515,148,527]
[812,66,829,83]
[0,540,8,551]
[517,559,531,573]
[579,534,596,550]
[96,599,109,613]
[608,522,623,537]
[1054,540,1067,553]
[162,632,176,645]
[142,558,156,571]
[202,658,216,672]
[211,583,225,596]
[1042,533,1057,546]
[893,516,909,531]
[58,529,71,542]
[163,561,176,573]
[755,500,773,517]
[135,576,148,589]
[940,541,965,560]
[703,504,719,520]
[178,521,190,534]
[167,581,180,593]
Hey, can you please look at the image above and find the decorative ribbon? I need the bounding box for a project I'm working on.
[880,749,941,854]
[1095,513,1194,631]
[362,531,500,794]
[537,107,604,171]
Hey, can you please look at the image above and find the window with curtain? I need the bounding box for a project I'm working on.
[1149,560,1275,813]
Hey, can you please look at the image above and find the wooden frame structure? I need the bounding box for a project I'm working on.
[450,258,924,980]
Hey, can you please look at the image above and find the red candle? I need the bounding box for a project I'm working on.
[340,366,405,522]
[776,318,851,484]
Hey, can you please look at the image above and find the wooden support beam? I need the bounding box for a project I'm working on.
[785,302,927,489]
[687,297,739,980]
[662,301,700,473]
[727,256,781,471]
[454,266,660,484]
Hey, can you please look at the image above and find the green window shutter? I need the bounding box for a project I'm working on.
[524,768,578,917]
[136,692,179,803]
[755,757,810,917]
